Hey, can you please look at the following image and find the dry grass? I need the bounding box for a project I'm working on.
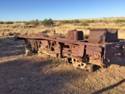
[0,36,125,94]
[85,65,125,94]
[1,19,125,94]
[0,22,125,39]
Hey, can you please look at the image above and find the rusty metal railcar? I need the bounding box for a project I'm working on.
[17,29,125,71]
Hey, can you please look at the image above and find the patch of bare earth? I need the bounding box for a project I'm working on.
[0,36,125,94]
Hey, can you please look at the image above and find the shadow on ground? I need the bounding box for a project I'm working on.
[0,37,25,57]
[0,36,125,94]
[0,57,89,94]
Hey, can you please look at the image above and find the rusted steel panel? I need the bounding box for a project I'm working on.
[67,30,84,41]
[88,29,118,43]
[86,46,102,60]
[71,44,84,57]
[86,45,103,66]
[105,42,125,64]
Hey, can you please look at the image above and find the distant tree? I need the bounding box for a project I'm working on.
[30,19,40,25]
[42,18,54,27]
[73,19,80,23]
[62,20,71,24]
[0,21,4,24]
[5,21,14,24]
[115,19,125,23]
[25,19,41,26]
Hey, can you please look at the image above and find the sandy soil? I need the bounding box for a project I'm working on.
[0,24,125,39]
[0,37,125,94]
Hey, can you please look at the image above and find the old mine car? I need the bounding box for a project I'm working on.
[17,29,125,71]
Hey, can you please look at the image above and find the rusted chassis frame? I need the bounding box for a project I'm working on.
[16,29,125,71]
[17,36,107,71]
[18,35,125,72]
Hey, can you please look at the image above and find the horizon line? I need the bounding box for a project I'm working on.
[0,16,125,22]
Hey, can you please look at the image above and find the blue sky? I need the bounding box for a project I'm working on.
[0,0,125,21]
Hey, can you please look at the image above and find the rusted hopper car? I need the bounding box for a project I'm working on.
[17,29,125,71]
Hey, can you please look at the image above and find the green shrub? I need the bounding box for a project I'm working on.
[25,19,41,25]
[5,21,14,24]
[42,18,54,27]
[0,21,4,24]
